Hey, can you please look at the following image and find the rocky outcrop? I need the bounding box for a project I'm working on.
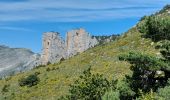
[41,32,66,64]
[0,28,98,77]
[0,45,40,77]
[41,28,98,64]
[66,28,98,57]
[93,35,119,45]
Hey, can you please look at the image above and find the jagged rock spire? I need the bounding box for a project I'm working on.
[66,28,98,57]
[41,28,98,64]
[41,32,66,64]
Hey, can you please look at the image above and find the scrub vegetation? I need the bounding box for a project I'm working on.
[0,5,170,100]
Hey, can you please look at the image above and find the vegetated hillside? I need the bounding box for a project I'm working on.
[0,29,158,100]
[1,6,169,100]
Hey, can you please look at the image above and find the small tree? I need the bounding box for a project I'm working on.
[137,15,170,42]
[18,74,40,87]
[119,52,169,97]
[1,84,10,93]
[62,67,117,100]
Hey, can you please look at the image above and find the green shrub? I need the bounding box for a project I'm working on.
[18,74,40,87]
[157,5,170,14]
[46,67,51,71]
[119,52,169,97]
[62,67,117,100]
[2,84,10,93]
[137,16,149,33]
[117,80,135,100]
[156,40,170,61]
[102,80,135,100]
[137,15,170,41]
[157,79,170,100]
[137,89,157,100]
[158,85,170,100]
[102,90,120,100]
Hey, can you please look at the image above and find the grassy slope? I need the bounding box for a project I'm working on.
[0,27,159,100]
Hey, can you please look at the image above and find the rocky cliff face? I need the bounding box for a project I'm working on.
[66,28,98,57]
[41,28,98,64]
[0,45,40,77]
[41,32,66,64]
[0,28,98,77]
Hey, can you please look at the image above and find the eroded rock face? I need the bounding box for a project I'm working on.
[41,32,66,64]
[0,45,40,77]
[41,28,98,64]
[66,28,98,57]
[0,28,98,77]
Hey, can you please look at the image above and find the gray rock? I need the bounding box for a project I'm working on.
[41,28,98,64]
[0,28,99,77]
[41,32,66,64]
[66,28,98,57]
[0,45,40,77]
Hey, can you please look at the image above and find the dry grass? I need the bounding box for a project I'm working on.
[0,27,159,100]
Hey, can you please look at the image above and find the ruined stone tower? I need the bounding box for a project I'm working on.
[41,32,66,64]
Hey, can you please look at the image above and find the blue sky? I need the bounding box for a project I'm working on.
[0,0,169,53]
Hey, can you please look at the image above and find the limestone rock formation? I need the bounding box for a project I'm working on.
[41,32,66,64]
[41,28,98,64]
[0,28,98,77]
[0,45,40,77]
[66,28,98,57]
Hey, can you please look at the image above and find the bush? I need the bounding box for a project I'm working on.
[117,80,135,100]
[18,74,40,87]
[62,67,117,100]
[158,85,170,100]
[46,67,51,71]
[102,80,135,100]
[119,52,169,97]
[137,15,170,41]
[157,5,170,14]
[102,90,120,100]
[157,79,170,100]
[137,89,157,100]
[156,40,170,61]
[1,84,10,93]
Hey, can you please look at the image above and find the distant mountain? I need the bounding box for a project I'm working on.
[0,45,40,77]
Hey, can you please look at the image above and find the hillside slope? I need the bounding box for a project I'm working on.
[0,27,159,100]
[1,5,169,100]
